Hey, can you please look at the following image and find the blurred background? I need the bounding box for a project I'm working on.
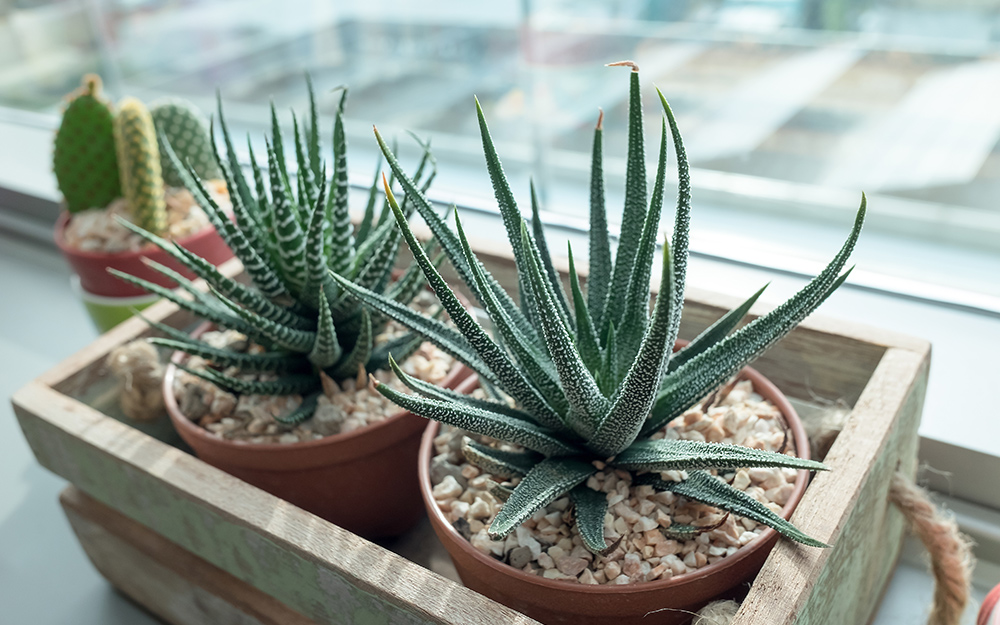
[2,0,1000,300]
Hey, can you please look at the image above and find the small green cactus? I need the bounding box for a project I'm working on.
[115,97,167,236]
[151,98,221,187]
[53,75,121,213]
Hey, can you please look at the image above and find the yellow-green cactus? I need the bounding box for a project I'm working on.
[115,97,167,235]
[53,75,121,213]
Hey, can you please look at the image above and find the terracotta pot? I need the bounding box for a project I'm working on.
[419,367,813,625]
[164,327,472,540]
[54,211,234,298]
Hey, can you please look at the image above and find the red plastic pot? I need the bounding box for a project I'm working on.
[980,582,1000,625]
[419,367,813,625]
[55,211,233,298]
[164,331,473,540]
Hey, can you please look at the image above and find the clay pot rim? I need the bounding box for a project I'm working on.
[418,362,813,597]
[164,321,470,454]
[54,210,220,262]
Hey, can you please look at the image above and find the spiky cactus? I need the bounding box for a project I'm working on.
[151,98,221,187]
[335,63,866,552]
[110,79,442,425]
[115,97,167,236]
[53,75,121,213]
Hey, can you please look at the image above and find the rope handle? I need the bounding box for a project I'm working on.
[693,470,976,625]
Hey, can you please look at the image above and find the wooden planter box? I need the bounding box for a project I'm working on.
[12,253,930,625]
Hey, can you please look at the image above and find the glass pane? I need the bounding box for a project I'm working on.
[3,0,999,264]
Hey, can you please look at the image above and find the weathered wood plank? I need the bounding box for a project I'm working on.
[12,382,540,625]
[60,485,316,625]
[731,345,929,625]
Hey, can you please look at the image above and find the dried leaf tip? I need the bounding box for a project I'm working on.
[380,171,397,204]
[367,373,381,389]
[606,60,639,73]
[596,108,604,130]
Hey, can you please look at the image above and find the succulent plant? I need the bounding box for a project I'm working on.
[151,98,222,187]
[110,79,442,424]
[53,75,121,213]
[115,97,168,236]
[334,63,866,552]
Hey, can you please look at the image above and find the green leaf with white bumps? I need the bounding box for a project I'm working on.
[488,458,596,540]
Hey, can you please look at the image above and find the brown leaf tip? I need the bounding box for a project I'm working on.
[596,108,604,130]
[606,60,639,73]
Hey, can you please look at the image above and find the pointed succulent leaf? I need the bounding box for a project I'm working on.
[658,88,692,330]
[305,74,322,178]
[266,139,307,292]
[384,177,561,426]
[108,269,257,338]
[599,320,619,395]
[373,126,537,344]
[587,240,675,457]
[613,438,827,472]
[371,381,578,457]
[646,199,866,435]
[138,258,221,309]
[530,180,572,323]
[602,67,647,329]
[269,102,292,195]
[669,284,768,373]
[177,362,319,397]
[570,485,612,554]
[587,110,612,331]
[302,170,336,307]
[213,286,316,352]
[214,94,257,219]
[247,140,273,231]
[455,212,568,428]
[329,271,493,382]
[567,243,601,374]
[160,127,288,299]
[148,337,302,374]
[386,236,441,305]
[327,109,354,274]
[635,470,827,547]
[291,112,318,218]
[386,353,539,425]
[172,244,314,331]
[617,118,668,365]
[520,222,608,438]
[488,458,596,539]
[208,118,264,243]
[462,438,541,478]
[357,156,382,245]
[330,309,372,378]
[307,289,342,369]
[273,392,320,425]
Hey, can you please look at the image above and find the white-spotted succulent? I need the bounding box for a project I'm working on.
[335,63,865,552]
[111,79,443,424]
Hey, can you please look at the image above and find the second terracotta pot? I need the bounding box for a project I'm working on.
[164,347,472,540]
[419,368,813,625]
[55,211,234,298]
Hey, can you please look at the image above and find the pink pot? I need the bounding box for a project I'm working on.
[54,211,233,298]
[419,367,813,625]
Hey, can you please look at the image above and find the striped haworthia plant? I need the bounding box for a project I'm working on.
[336,62,866,553]
[112,78,443,424]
